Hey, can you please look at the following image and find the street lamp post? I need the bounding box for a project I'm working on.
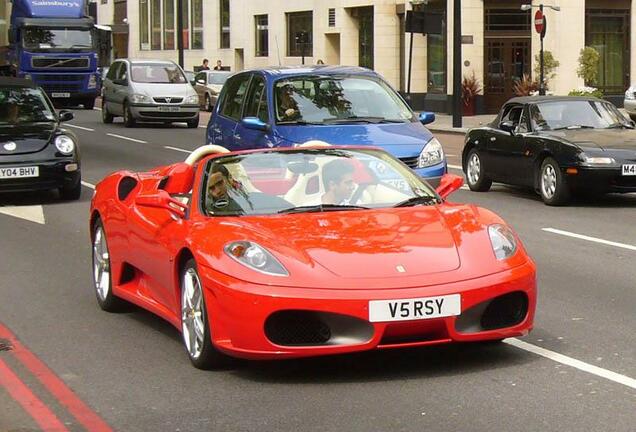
[176,0,184,68]
[521,3,560,96]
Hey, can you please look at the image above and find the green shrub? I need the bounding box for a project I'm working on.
[577,47,600,86]
[534,51,559,86]
[568,86,603,98]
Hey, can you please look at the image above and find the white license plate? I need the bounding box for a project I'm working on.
[622,164,636,176]
[0,166,39,179]
[369,294,461,323]
[51,92,70,98]
[158,106,181,112]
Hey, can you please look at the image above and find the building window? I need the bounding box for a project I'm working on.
[163,0,175,50]
[427,1,446,93]
[191,0,203,49]
[220,0,230,49]
[485,8,530,32]
[255,15,268,57]
[358,7,373,69]
[586,9,630,94]
[181,0,189,49]
[139,0,150,50]
[287,11,313,57]
[151,0,161,50]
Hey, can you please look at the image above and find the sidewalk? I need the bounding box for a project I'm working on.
[426,113,496,135]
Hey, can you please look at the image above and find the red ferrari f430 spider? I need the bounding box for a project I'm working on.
[90,144,536,369]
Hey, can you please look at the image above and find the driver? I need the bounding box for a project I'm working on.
[278,84,300,120]
[3,102,20,124]
[206,164,245,214]
[321,159,356,205]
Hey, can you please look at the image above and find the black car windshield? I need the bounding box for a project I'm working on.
[209,72,231,85]
[530,100,629,130]
[202,148,438,216]
[131,64,187,83]
[274,76,413,124]
[23,27,93,51]
[0,88,55,124]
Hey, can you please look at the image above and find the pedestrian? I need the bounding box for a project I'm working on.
[213,60,223,71]
[200,59,210,70]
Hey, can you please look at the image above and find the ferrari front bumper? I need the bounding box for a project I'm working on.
[199,260,537,360]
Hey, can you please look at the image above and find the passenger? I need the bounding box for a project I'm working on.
[321,159,356,205]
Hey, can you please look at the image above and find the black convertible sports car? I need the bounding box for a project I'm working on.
[0,77,81,200]
[462,96,636,205]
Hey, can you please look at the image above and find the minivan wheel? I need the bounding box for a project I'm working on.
[187,115,199,129]
[205,94,213,112]
[102,99,114,123]
[123,102,136,128]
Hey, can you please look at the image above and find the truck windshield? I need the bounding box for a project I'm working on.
[0,88,56,125]
[23,28,93,51]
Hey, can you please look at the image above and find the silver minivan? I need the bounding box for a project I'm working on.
[101,59,200,128]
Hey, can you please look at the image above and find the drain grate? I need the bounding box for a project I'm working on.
[0,338,14,351]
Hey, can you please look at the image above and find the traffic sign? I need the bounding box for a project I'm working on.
[534,10,545,35]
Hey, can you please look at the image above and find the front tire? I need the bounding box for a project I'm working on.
[102,99,114,123]
[83,98,95,110]
[123,101,136,128]
[205,94,213,112]
[539,157,571,206]
[465,148,492,192]
[59,179,81,200]
[92,221,125,312]
[187,115,199,129]
[181,259,227,369]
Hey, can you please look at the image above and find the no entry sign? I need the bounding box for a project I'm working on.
[534,10,545,35]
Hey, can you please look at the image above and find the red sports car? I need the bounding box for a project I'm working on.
[90,144,536,369]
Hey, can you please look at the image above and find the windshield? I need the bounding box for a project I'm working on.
[23,28,93,51]
[201,149,438,216]
[131,64,187,84]
[0,87,55,124]
[209,72,231,85]
[274,76,414,124]
[530,100,630,130]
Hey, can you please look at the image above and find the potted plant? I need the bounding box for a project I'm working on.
[461,72,481,116]
[513,74,539,96]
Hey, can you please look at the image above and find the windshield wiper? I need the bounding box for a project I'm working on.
[277,120,325,125]
[278,204,369,214]
[393,195,441,207]
[553,125,595,130]
[323,116,402,124]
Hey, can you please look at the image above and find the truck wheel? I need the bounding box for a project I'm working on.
[123,102,136,128]
[84,98,96,110]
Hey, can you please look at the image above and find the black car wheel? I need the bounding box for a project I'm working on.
[205,94,213,112]
[539,157,571,206]
[59,179,82,200]
[102,99,114,124]
[123,102,136,128]
[187,115,200,129]
[466,149,492,192]
[83,98,95,110]
[181,259,227,369]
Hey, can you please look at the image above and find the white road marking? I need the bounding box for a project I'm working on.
[93,107,102,111]
[164,146,192,154]
[106,133,147,144]
[81,181,95,189]
[505,338,636,390]
[448,164,463,170]
[65,124,95,132]
[460,185,469,190]
[198,125,207,129]
[0,205,45,225]
[542,228,636,252]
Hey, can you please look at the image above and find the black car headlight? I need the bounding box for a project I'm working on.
[225,241,289,276]
[580,153,615,165]
[54,135,75,155]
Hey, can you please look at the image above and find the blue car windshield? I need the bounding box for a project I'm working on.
[274,76,413,124]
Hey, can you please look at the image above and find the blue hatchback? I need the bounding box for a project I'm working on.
[206,66,446,184]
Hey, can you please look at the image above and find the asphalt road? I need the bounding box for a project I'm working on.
[0,110,635,432]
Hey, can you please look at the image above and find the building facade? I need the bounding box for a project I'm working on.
[1,1,9,47]
[94,0,635,113]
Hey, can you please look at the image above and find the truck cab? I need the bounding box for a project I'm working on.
[2,0,99,109]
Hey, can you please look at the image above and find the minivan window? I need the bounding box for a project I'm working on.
[220,75,251,121]
[106,63,120,80]
[243,76,268,123]
[130,63,187,84]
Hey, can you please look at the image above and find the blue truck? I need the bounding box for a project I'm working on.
[1,0,99,109]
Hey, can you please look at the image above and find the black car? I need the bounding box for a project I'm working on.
[462,96,636,205]
[0,77,81,200]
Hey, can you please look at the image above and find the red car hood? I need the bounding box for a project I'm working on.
[196,207,467,287]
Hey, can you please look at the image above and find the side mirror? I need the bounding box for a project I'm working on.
[418,111,436,125]
[242,116,268,132]
[500,121,516,134]
[58,110,74,122]
[135,190,188,218]
[435,173,464,199]
[196,79,206,85]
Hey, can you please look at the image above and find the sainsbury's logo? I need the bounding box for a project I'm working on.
[32,1,81,8]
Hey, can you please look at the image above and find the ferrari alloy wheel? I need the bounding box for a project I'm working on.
[92,221,123,311]
[466,149,492,192]
[180,259,227,369]
[539,157,570,206]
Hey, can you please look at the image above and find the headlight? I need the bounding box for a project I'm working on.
[224,241,289,276]
[184,94,199,104]
[54,135,75,155]
[581,154,615,164]
[88,74,97,89]
[488,224,517,260]
[23,73,32,81]
[130,93,151,104]
[625,89,635,100]
[418,138,445,168]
